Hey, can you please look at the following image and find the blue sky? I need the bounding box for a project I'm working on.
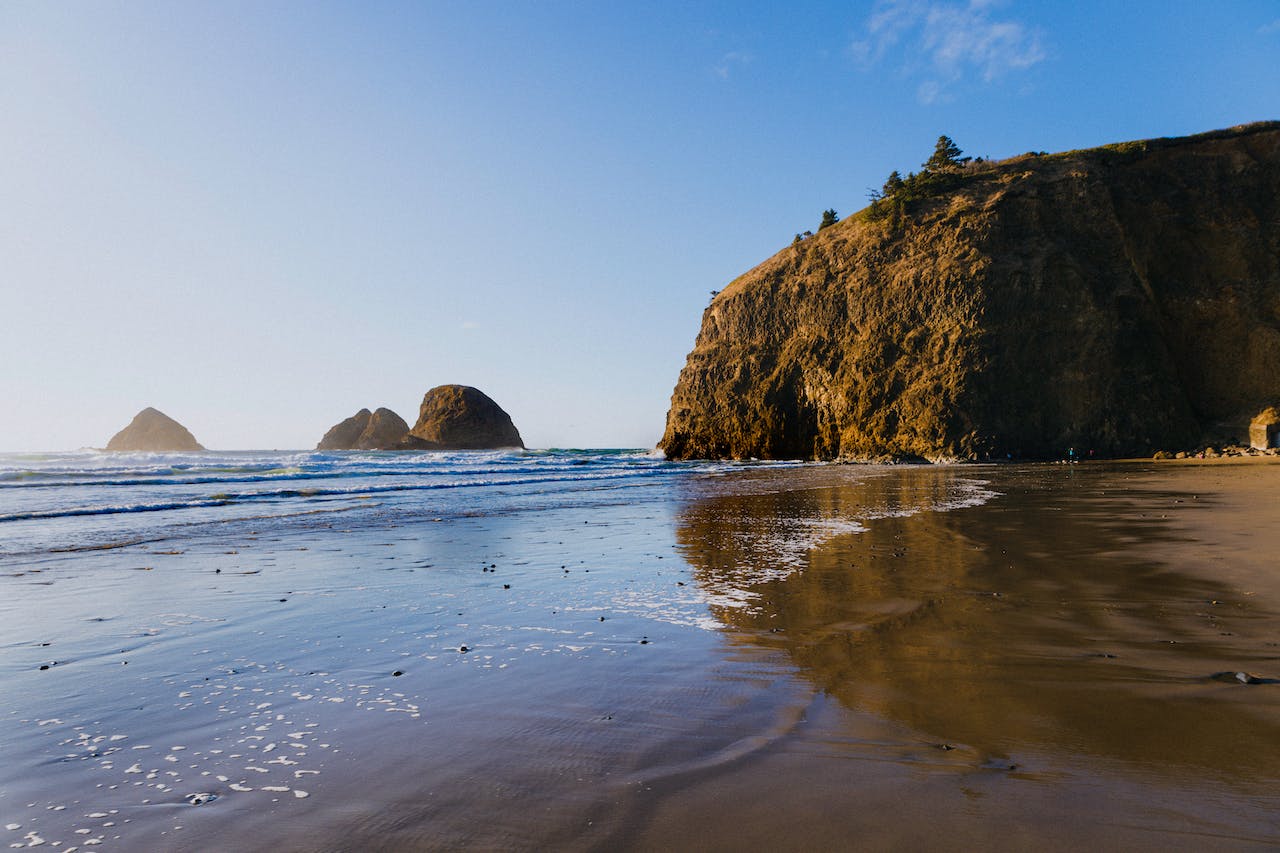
[2,1,1277,450]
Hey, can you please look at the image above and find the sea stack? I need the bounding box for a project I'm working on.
[317,407,412,451]
[661,122,1280,461]
[106,408,205,452]
[407,385,524,450]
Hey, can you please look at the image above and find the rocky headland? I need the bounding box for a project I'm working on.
[661,122,1280,461]
[317,407,412,451]
[106,407,205,452]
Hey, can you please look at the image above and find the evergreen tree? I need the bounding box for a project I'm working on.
[882,170,905,196]
[819,208,839,230]
[924,135,968,171]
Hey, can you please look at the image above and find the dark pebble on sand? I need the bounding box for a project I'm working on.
[393,670,403,677]
[1211,671,1278,685]
[503,584,510,589]
[459,645,470,653]
[39,664,52,670]
[640,638,649,645]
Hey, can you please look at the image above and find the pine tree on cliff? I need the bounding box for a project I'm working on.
[819,209,840,230]
[924,135,969,172]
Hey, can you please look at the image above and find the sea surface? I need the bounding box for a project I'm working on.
[0,449,745,557]
[2,451,1277,850]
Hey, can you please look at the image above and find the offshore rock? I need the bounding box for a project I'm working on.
[106,407,205,452]
[408,385,524,450]
[661,122,1280,460]
[317,407,412,450]
[317,409,372,450]
[1249,406,1280,450]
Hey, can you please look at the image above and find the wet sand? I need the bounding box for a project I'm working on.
[624,460,1280,851]
[2,461,1278,850]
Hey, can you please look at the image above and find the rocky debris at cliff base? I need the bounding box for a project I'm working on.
[106,408,205,452]
[1154,445,1280,461]
[1249,406,1280,450]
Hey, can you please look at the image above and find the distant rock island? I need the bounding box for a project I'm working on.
[661,122,1280,461]
[408,385,524,450]
[317,407,412,451]
[317,386,523,451]
[106,407,205,452]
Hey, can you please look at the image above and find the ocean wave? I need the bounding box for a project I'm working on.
[0,467,691,523]
[0,449,671,488]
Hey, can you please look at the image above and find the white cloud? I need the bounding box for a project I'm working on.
[851,0,1046,103]
[1260,19,1280,36]
[713,51,753,79]
[460,320,480,331]
[917,79,945,105]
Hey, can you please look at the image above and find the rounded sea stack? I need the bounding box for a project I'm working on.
[106,407,205,452]
[408,385,524,450]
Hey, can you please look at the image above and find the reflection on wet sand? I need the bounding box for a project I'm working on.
[677,464,1280,783]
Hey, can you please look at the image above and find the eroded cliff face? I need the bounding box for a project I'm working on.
[661,123,1280,460]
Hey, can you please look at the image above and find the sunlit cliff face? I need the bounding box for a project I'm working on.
[674,465,1280,783]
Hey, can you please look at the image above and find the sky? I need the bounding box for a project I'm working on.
[1,1,1278,451]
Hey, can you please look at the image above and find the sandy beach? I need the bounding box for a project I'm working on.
[2,459,1278,851]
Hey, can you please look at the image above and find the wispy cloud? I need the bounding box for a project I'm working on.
[713,51,753,80]
[1260,19,1280,36]
[851,0,1046,103]
[460,320,480,331]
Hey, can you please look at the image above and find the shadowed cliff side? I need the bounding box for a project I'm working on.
[661,122,1280,460]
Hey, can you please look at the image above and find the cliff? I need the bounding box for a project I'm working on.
[106,407,205,452]
[408,385,524,450]
[661,122,1280,460]
[317,407,411,451]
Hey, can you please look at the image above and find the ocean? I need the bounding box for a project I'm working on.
[2,452,1277,850]
[0,449,733,556]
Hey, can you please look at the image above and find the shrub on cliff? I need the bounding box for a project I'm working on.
[867,137,972,222]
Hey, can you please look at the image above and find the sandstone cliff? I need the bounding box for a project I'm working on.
[106,408,205,452]
[317,407,412,450]
[662,122,1280,460]
[408,385,524,450]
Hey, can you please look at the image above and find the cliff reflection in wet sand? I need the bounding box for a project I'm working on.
[676,464,1280,786]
